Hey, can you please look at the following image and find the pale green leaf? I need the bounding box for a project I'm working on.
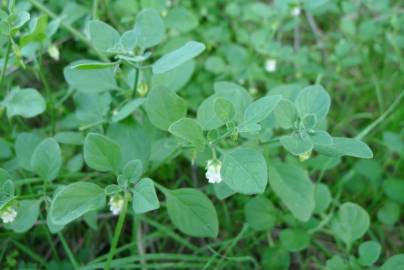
[84,133,122,172]
[243,95,281,124]
[358,241,381,266]
[280,133,313,156]
[123,159,143,183]
[244,195,277,231]
[64,60,117,93]
[316,137,373,158]
[133,8,165,49]
[268,163,315,222]
[221,148,268,194]
[15,132,43,171]
[295,85,331,119]
[49,182,105,225]
[168,118,205,149]
[152,41,205,74]
[31,138,62,182]
[111,98,146,123]
[88,20,120,52]
[166,188,219,238]
[132,178,159,214]
[273,99,298,129]
[5,88,46,118]
[331,202,370,245]
[145,86,187,130]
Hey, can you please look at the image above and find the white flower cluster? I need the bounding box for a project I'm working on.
[0,206,17,223]
[206,160,222,184]
[265,59,277,73]
[109,195,124,215]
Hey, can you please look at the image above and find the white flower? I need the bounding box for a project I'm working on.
[0,206,17,223]
[265,59,277,73]
[206,160,222,184]
[291,7,301,17]
[109,195,124,215]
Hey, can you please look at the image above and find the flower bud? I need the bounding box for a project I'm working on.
[265,59,277,73]
[299,151,312,162]
[109,195,124,215]
[291,7,301,17]
[48,44,60,61]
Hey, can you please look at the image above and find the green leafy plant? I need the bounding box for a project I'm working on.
[1,0,403,269]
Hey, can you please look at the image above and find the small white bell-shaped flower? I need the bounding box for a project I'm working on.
[206,160,222,184]
[265,59,277,73]
[0,206,17,223]
[109,195,124,215]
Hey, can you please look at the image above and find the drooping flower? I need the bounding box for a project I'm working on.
[0,206,17,223]
[206,160,222,184]
[109,195,124,215]
[265,59,277,73]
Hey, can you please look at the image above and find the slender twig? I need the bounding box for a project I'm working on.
[28,0,109,62]
[105,192,129,270]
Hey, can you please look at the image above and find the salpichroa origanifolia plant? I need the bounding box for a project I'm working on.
[1,1,403,269]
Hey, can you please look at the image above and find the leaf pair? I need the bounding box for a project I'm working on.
[89,9,164,53]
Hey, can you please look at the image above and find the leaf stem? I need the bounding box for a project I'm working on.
[132,67,140,98]
[37,53,56,135]
[105,192,129,270]
[0,37,12,90]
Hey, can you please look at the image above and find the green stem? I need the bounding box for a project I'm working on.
[92,0,99,19]
[203,224,249,270]
[0,37,11,90]
[132,67,139,98]
[58,232,80,269]
[38,54,56,135]
[105,192,129,270]
[11,239,46,266]
[355,89,404,140]
[28,0,109,62]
